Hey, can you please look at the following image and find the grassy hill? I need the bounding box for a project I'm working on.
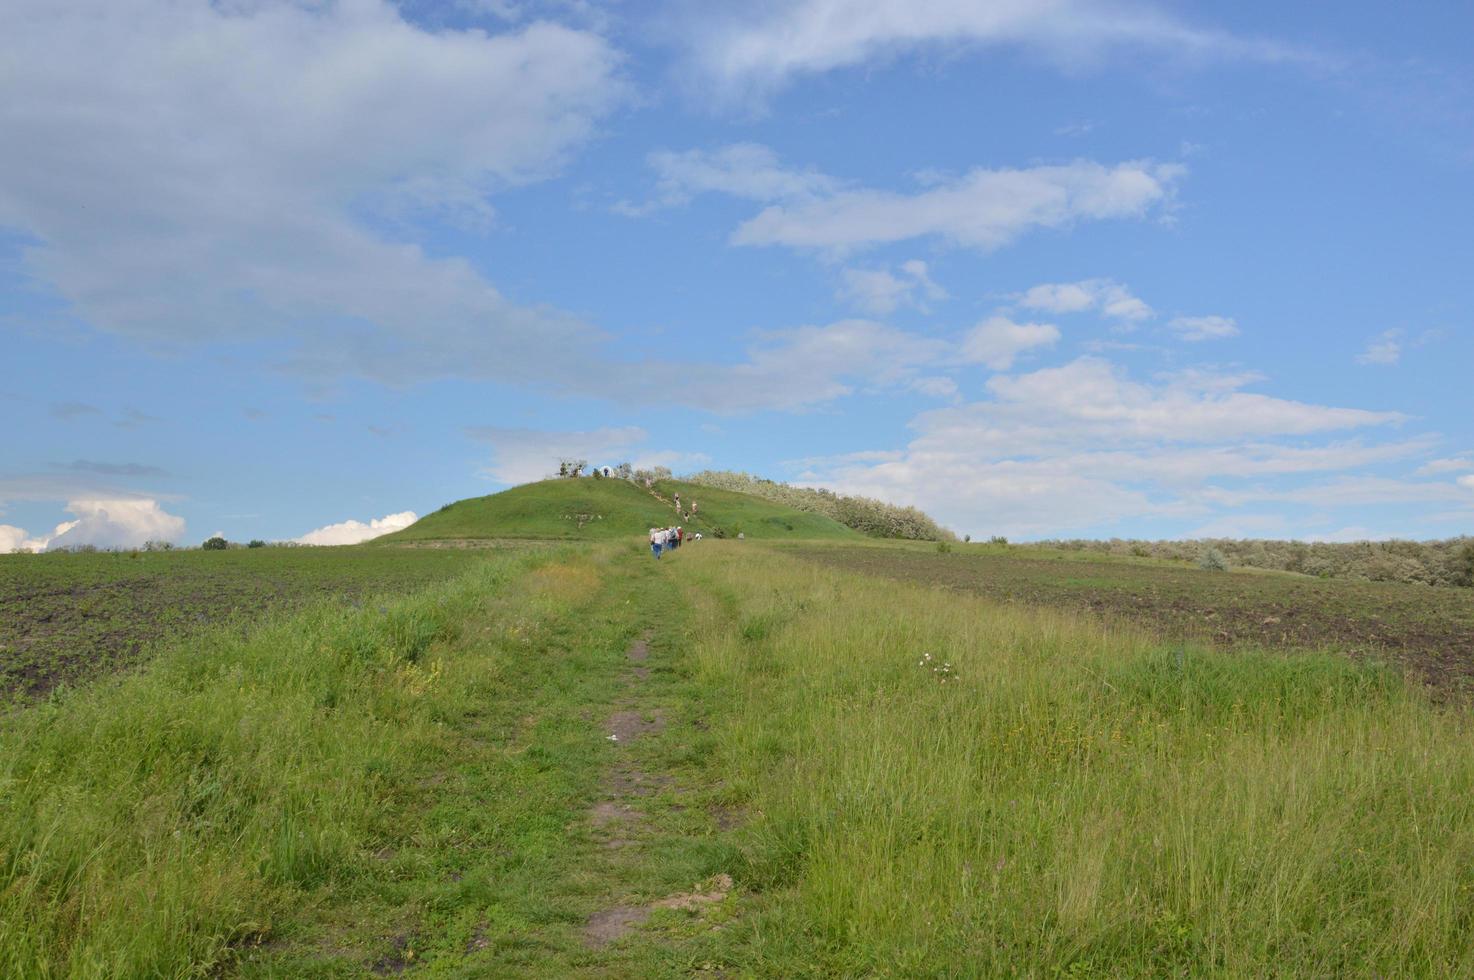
[380,477,858,543]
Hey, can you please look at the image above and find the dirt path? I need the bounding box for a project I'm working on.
[580,629,737,953]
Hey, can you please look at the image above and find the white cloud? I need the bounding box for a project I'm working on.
[1418,455,1474,475]
[621,143,841,213]
[674,0,1313,103]
[1017,278,1153,324]
[795,357,1412,537]
[1357,329,1403,365]
[733,159,1184,252]
[959,315,1060,370]
[1460,475,1474,491]
[0,525,45,554]
[3,499,187,552]
[910,376,960,400]
[619,319,951,414]
[1167,315,1239,341]
[295,511,418,547]
[838,259,947,314]
[0,0,625,386]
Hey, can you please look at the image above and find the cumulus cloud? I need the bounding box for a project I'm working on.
[0,499,188,552]
[0,0,625,386]
[1167,314,1240,341]
[1357,329,1403,365]
[671,0,1314,103]
[1017,278,1153,324]
[838,260,947,314]
[1460,475,1474,491]
[959,315,1060,370]
[733,159,1184,252]
[295,511,418,547]
[795,357,1413,537]
[0,525,44,554]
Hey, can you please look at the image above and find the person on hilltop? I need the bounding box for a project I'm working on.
[649,527,664,560]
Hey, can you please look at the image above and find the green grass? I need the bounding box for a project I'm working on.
[784,538,1474,696]
[671,544,1474,975]
[382,477,858,543]
[6,538,1474,974]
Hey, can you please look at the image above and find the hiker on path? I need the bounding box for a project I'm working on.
[649,527,664,559]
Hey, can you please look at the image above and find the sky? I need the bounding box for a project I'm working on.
[2,0,1472,550]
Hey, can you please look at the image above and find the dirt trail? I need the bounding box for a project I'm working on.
[583,631,666,946]
[579,626,737,953]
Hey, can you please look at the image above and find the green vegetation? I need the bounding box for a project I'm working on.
[673,545,1474,975]
[788,540,1474,695]
[1198,546,1229,571]
[683,468,954,540]
[5,528,1474,974]
[0,545,495,701]
[383,476,857,543]
[1035,535,1474,588]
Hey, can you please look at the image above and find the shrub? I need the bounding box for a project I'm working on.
[1198,547,1229,572]
[936,541,953,554]
[682,470,954,541]
[202,537,228,551]
[247,540,266,549]
[989,536,1008,546]
[1455,542,1474,588]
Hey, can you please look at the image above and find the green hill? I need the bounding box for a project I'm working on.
[380,477,859,543]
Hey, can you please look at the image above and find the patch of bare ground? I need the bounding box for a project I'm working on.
[583,876,735,948]
[710,805,745,832]
[607,709,665,742]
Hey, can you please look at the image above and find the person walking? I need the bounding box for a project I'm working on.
[650,527,664,559]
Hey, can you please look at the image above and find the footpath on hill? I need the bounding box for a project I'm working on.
[225,544,744,976]
[8,539,1474,975]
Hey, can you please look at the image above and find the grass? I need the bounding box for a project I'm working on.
[0,544,499,701]
[669,544,1474,975]
[4,537,1474,974]
[380,477,857,544]
[785,538,1474,697]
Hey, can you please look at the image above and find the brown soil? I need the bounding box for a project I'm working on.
[583,905,650,947]
[607,709,665,743]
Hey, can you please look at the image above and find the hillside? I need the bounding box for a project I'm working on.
[380,477,859,542]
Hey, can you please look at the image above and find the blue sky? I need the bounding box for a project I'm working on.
[2,0,1471,549]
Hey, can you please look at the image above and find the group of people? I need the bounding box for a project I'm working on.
[649,524,700,558]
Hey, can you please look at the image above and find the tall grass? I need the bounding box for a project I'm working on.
[679,545,1474,975]
[0,548,573,977]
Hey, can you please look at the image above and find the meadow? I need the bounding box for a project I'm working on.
[786,540,1474,698]
[2,533,1473,975]
[0,545,499,702]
